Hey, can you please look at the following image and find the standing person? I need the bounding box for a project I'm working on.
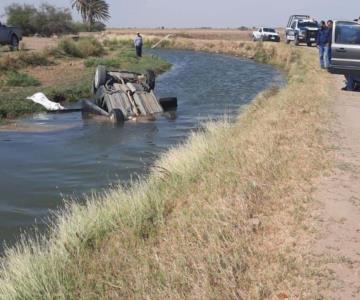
[134,32,143,57]
[316,21,331,69]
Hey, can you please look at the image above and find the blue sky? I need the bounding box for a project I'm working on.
[0,0,358,28]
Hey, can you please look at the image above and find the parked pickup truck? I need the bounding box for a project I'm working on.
[252,27,280,42]
[0,23,22,50]
[285,15,319,46]
[328,20,360,78]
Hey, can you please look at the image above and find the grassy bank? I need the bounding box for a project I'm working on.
[0,37,171,120]
[0,41,331,299]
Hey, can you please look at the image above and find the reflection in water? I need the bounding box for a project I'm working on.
[0,49,283,249]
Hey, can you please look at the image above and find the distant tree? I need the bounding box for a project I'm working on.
[5,4,38,36]
[5,3,76,36]
[237,26,250,31]
[71,0,110,31]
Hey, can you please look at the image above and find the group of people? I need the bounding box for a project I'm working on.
[317,17,360,91]
[316,20,333,69]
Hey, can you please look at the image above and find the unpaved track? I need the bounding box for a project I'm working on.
[314,76,360,299]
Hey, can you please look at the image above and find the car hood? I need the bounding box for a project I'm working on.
[300,27,319,31]
[263,32,279,36]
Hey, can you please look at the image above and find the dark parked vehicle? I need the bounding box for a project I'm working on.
[82,66,177,123]
[0,23,22,50]
[285,15,319,46]
[328,21,360,77]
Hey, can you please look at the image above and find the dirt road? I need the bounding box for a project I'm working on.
[314,76,360,299]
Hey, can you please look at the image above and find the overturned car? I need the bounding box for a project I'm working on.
[82,66,177,123]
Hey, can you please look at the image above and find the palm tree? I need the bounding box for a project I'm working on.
[71,0,110,31]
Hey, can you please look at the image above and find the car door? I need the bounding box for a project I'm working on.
[0,26,8,43]
[287,21,296,41]
[330,21,360,75]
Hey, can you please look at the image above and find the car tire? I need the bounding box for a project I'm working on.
[10,35,19,51]
[159,97,177,111]
[307,42,312,47]
[294,35,300,46]
[145,70,156,90]
[94,65,107,90]
[109,109,125,124]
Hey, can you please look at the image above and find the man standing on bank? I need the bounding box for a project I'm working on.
[134,32,143,57]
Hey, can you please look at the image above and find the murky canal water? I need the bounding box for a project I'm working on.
[0,49,283,249]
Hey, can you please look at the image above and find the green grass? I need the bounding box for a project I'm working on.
[5,71,41,87]
[103,38,158,49]
[84,47,171,74]
[0,42,331,299]
[0,70,93,119]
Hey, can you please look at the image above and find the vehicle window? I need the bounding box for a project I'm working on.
[263,28,276,33]
[291,22,296,29]
[298,21,318,28]
[259,28,262,32]
[335,22,360,45]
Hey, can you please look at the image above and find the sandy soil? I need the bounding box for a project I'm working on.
[314,76,360,299]
[26,59,85,87]
[21,36,59,52]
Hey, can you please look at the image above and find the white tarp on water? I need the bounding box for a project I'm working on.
[26,93,65,111]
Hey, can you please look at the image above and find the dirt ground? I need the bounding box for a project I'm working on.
[313,76,360,299]
[21,36,59,52]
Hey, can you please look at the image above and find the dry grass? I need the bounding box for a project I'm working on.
[0,40,332,299]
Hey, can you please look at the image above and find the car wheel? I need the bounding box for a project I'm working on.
[10,35,19,51]
[159,97,177,111]
[109,109,125,124]
[307,42,312,47]
[294,35,300,46]
[145,69,156,90]
[94,65,107,90]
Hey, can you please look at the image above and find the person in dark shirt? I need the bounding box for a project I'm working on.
[316,21,331,68]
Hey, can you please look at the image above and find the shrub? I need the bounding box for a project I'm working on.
[5,71,40,87]
[55,37,105,58]
[0,51,53,71]
[18,51,53,66]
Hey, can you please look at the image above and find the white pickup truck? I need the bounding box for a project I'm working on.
[252,27,280,42]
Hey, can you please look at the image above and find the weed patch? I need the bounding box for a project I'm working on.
[5,71,40,87]
[54,37,105,58]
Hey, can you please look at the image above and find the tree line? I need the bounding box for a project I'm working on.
[4,0,110,37]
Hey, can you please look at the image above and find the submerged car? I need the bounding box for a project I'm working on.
[82,66,177,123]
